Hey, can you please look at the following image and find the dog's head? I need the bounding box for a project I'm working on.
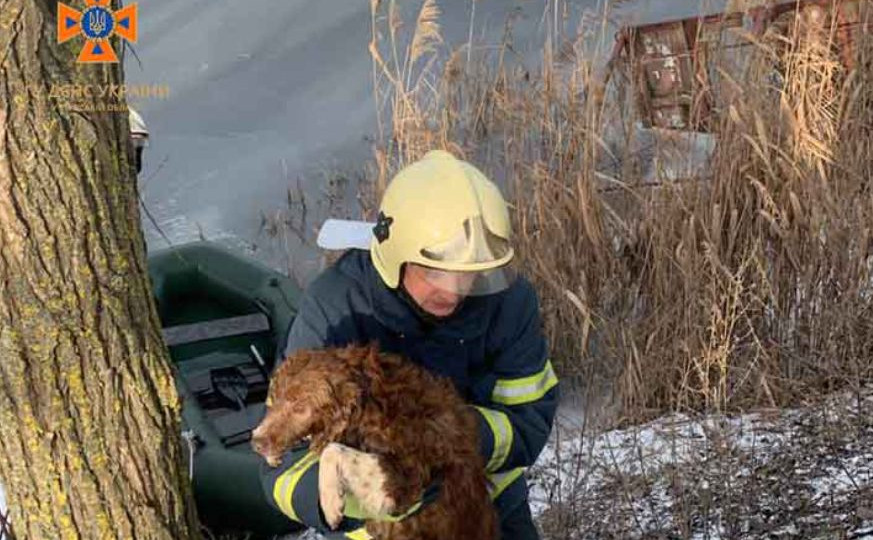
[252,346,373,466]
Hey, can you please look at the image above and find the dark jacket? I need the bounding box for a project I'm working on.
[260,249,558,535]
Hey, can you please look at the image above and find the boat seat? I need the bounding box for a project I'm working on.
[177,350,270,446]
[162,313,271,347]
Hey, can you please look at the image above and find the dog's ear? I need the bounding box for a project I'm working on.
[315,379,360,447]
[269,351,312,403]
[274,351,313,385]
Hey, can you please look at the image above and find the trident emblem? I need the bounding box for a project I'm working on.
[88,10,107,37]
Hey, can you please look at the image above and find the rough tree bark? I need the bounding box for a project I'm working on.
[0,1,199,538]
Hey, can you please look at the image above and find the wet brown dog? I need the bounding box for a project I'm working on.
[252,343,498,540]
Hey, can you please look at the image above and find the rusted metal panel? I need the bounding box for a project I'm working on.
[624,12,748,132]
[694,13,747,130]
[750,0,866,68]
[615,0,868,133]
[630,20,697,130]
[828,0,865,69]
[649,99,691,130]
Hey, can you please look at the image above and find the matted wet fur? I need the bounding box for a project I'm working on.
[252,343,499,540]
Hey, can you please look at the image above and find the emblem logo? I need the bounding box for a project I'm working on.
[373,212,394,244]
[58,0,138,63]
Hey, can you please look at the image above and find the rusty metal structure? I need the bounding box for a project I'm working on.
[612,0,867,132]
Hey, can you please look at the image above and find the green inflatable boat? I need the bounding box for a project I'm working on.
[147,242,304,537]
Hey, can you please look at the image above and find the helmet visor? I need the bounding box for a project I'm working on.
[419,215,512,267]
[131,131,149,149]
[417,264,516,296]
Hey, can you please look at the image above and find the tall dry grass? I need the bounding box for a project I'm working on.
[366,0,873,420]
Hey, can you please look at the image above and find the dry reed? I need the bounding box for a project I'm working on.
[366,0,873,421]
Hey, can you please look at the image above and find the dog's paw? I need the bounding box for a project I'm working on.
[319,443,346,529]
[337,445,397,517]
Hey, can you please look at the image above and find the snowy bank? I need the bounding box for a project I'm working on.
[529,387,873,539]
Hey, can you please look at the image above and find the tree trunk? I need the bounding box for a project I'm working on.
[0,1,199,538]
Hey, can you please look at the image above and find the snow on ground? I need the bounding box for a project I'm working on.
[7,388,869,540]
[275,386,873,539]
[529,387,873,539]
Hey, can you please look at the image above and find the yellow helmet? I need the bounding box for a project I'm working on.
[370,150,515,295]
